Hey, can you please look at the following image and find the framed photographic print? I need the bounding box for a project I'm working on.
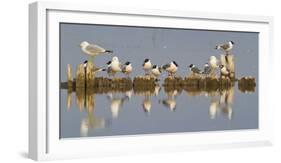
[29,1,274,161]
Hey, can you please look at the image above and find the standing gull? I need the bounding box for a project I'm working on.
[208,56,219,78]
[102,61,114,78]
[209,56,219,69]
[80,41,113,63]
[219,65,230,78]
[189,64,203,75]
[142,59,152,75]
[122,62,133,77]
[215,41,235,54]
[162,61,178,77]
[83,60,88,69]
[110,56,122,78]
[83,60,103,73]
[203,63,211,77]
[151,65,162,81]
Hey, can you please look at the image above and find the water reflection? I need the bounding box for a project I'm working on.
[80,113,108,137]
[107,92,128,118]
[209,97,219,119]
[159,88,180,112]
[219,87,234,120]
[65,83,254,137]
[67,88,73,110]
[206,87,234,120]
[142,97,152,114]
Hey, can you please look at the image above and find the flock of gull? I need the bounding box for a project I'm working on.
[79,40,235,79]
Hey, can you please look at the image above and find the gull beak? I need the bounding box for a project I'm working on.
[105,50,113,54]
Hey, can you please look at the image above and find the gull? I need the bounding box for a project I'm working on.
[122,62,133,77]
[189,64,203,75]
[142,59,152,75]
[162,61,178,77]
[80,41,113,62]
[219,65,230,78]
[151,65,162,81]
[203,63,211,76]
[110,56,122,77]
[209,56,219,69]
[106,60,112,67]
[83,60,88,68]
[215,41,235,54]
[83,60,104,73]
[102,61,114,78]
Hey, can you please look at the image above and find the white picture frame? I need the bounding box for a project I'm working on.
[29,1,274,161]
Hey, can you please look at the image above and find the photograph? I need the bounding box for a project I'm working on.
[59,23,258,138]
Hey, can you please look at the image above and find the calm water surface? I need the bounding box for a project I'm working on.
[60,84,258,138]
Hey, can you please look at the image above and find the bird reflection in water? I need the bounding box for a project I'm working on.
[66,80,248,136]
[141,85,162,114]
[67,88,109,137]
[138,89,154,114]
[125,89,133,100]
[107,92,128,118]
[80,113,108,137]
[159,88,180,112]
[209,97,219,119]
[134,85,161,114]
[142,97,152,114]
[205,87,234,120]
[67,88,73,111]
[219,87,234,120]
[153,85,161,96]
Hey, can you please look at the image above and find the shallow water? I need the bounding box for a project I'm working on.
[60,83,258,138]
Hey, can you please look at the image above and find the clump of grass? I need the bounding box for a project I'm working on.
[133,76,156,86]
[163,76,184,87]
[238,77,256,93]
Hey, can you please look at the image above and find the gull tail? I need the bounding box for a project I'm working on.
[105,50,113,53]
[162,64,169,70]
[215,45,220,50]
[93,68,104,73]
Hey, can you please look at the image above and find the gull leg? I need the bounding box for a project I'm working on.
[112,73,116,80]
[89,56,95,64]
